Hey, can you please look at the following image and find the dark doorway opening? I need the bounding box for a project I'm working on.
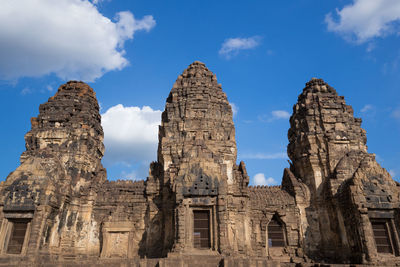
[193,210,210,248]
[7,219,29,254]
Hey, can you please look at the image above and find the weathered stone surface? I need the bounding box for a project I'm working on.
[145,61,250,257]
[0,82,108,261]
[0,67,398,266]
[286,78,400,264]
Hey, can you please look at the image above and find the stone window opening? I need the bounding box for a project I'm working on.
[193,210,210,249]
[267,215,286,248]
[371,219,395,254]
[3,218,31,255]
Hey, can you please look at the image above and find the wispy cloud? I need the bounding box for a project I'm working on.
[107,161,150,181]
[258,110,291,122]
[21,87,32,95]
[121,170,138,180]
[389,169,396,177]
[325,0,400,44]
[366,42,376,52]
[230,103,238,117]
[361,104,373,113]
[241,152,287,160]
[253,173,278,186]
[219,36,261,59]
[272,110,290,119]
[382,50,400,75]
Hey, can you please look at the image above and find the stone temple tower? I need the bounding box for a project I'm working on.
[146,61,250,257]
[285,78,400,262]
[158,61,238,188]
[0,81,106,258]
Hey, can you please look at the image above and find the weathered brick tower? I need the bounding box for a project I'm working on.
[0,63,398,266]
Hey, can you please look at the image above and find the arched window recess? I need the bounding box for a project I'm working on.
[267,214,286,247]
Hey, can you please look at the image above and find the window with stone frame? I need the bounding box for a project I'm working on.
[268,216,285,247]
[371,219,395,254]
[6,219,30,254]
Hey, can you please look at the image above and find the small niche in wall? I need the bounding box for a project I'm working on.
[100,222,136,259]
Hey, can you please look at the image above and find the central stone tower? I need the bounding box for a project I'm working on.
[146,61,250,257]
[159,61,242,191]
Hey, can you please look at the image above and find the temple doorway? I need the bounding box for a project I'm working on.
[193,210,210,248]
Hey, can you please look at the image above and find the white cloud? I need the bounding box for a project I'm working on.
[230,103,238,117]
[241,152,287,160]
[219,36,261,59]
[91,0,106,4]
[101,104,161,167]
[361,104,373,112]
[325,0,400,44]
[253,173,278,186]
[0,0,156,82]
[389,169,396,177]
[272,110,291,119]
[258,110,291,122]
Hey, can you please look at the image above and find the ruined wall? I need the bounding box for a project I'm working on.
[248,185,302,262]
[94,180,147,258]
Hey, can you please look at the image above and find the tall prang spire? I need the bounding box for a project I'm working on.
[157,61,239,187]
[145,61,249,256]
[285,78,398,261]
[2,81,106,221]
[287,78,367,195]
[13,81,106,192]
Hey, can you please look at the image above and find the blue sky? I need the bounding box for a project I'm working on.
[0,0,399,185]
